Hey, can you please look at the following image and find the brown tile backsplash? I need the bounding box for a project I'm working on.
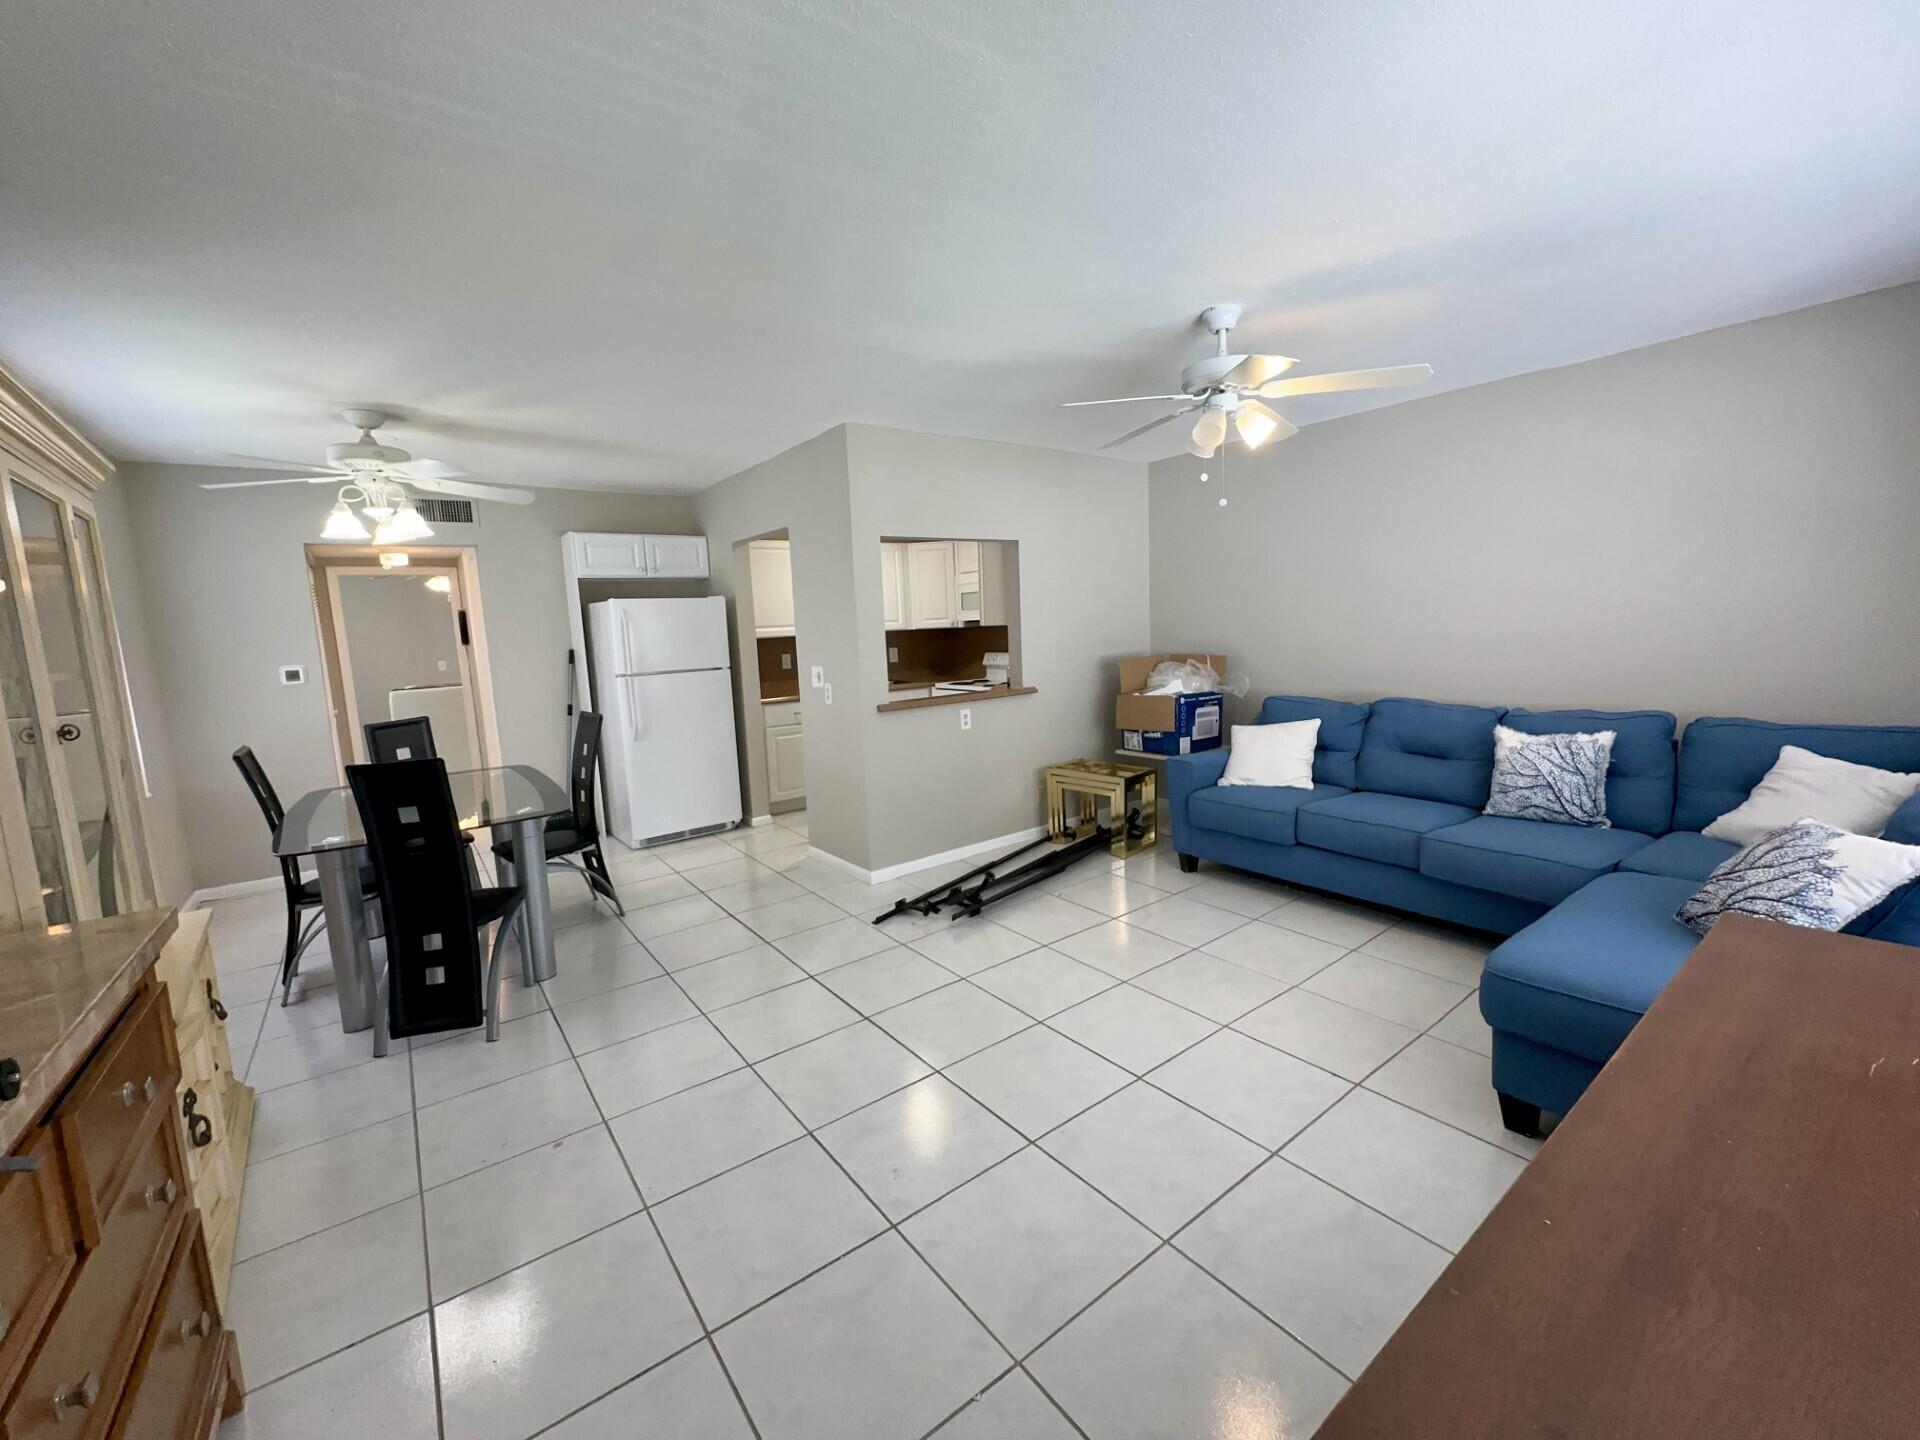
[757,635,800,700]
[885,625,1009,686]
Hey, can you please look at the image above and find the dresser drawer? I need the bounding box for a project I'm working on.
[0,1131,78,1402]
[54,987,179,1248]
[109,1216,222,1440]
[2,1120,186,1440]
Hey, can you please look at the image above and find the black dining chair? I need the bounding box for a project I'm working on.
[348,757,527,1056]
[493,710,624,916]
[233,745,380,1006]
[365,715,437,764]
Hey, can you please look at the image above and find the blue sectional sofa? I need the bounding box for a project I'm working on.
[1164,697,1920,1135]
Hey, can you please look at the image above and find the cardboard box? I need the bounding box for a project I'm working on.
[1116,653,1228,755]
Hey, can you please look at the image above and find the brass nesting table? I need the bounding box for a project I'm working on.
[1044,759,1157,857]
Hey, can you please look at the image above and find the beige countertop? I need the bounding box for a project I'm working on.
[1,907,177,1152]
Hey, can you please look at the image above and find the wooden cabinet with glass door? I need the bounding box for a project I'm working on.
[0,367,156,932]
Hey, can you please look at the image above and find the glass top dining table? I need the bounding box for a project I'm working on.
[273,764,573,1035]
[273,764,572,857]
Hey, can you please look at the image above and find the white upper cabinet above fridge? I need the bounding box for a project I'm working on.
[566,531,710,579]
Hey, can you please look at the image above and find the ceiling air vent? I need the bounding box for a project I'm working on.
[416,497,476,525]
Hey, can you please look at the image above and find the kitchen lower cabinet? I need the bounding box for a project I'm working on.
[762,701,806,805]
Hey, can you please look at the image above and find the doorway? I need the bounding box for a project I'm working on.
[307,548,501,776]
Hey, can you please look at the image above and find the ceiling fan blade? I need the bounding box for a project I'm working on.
[198,473,345,490]
[405,475,536,506]
[392,457,466,480]
[1061,394,1192,408]
[1219,355,1299,390]
[1099,409,1194,449]
[1256,364,1434,399]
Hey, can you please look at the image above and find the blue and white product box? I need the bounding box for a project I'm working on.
[1121,691,1222,756]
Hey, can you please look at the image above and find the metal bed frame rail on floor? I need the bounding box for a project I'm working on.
[873,809,1144,926]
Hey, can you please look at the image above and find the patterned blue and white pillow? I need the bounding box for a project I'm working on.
[1483,725,1615,828]
[1676,818,1920,936]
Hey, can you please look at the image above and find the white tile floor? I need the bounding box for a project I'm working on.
[212,808,1537,1440]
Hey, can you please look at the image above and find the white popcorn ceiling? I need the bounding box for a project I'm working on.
[0,0,1915,491]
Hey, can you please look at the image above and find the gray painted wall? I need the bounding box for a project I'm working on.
[1150,283,1920,728]
[115,463,699,890]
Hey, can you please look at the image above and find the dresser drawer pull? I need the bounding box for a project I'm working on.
[179,1310,214,1343]
[51,1372,99,1420]
[143,1178,179,1210]
[117,1075,158,1108]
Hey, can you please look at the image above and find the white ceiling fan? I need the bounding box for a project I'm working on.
[200,408,535,542]
[1063,305,1434,458]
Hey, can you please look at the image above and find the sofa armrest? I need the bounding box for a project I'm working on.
[1160,749,1231,845]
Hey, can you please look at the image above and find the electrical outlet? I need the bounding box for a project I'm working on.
[781,654,793,670]
[437,659,448,671]
[888,646,899,663]
[810,665,824,689]
[960,707,972,731]
[823,682,833,705]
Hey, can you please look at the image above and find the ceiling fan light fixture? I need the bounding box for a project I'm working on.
[387,499,434,542]
[321,499,371,541]
[1234,400,1283,450]
[1189,407,1227,457]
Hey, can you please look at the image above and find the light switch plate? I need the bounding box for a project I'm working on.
[810,665,824,689]
[960,708,972,731]
[824,682,833,705]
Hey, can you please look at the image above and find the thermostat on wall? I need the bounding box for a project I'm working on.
[279,665,306,685]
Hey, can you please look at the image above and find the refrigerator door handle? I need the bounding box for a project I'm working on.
[628,676,642,741]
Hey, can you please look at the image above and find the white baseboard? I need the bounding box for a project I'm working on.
[747,814,774,827]
[815,825,1051,886]
[185,875,281,909]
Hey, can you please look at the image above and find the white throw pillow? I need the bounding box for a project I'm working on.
[1703,746,1920,846]
[1676,818,1920,935]
[1218,719,1319,789]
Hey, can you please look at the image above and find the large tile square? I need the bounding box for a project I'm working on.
[245,1024,388,1093]
[874,982,1031,1068]
[716,1233,1006,1440]
[411,1010,576,1106]
[1429,990,1493,1056]
[1029,1248,1345,1440]
[815,946,953,1013]
[1266,893,1395,948]
[1051,919,1187,980]
[655,836,749,872]
[674,943,809,1010]
[542,1343,753,1439]
[226,1198,427,1386]
[707,872,808,912]
[754,1020,931,1127]
[818,1075,1023,1219]
[647,915,763,970]
[1282,1088,1526,1249]
[539,944,665,1006]
[984,892,1108,944]
[425,1128,641,1300]
[1179,872,1293,918]
[1200,920,1348,985]
[1365,1033,1540,1157]
[1129,950,1286,1022]
[1180,1158,1450,1379]
[905,1147,1155,1355]
[708,979,858,1061]
[1300,951,1471,1030]
[236,1114,419,1260]
[1148,1028,1350,1149]
[1120,896,1245,949]
[1047,985,1215,1074]
[218,1315,437,1440]
[737,893,845,941]
[1235,988,1419,1082]
[1052,874,1168,918]
[552,917,651,967]
[435,1215,701,1440]
[1041,1083,1264,1236]
[971,948,1118,1018]
[552,973,699,1053]
[1361,919,1491,986]
[650,1139,883,1323]
[907,918,1037,976]
[610,1067,805,1202]
[945,1026,1131,1139]
[772,915,900,974]
[627,893,728,941]
[930,1369,1080,1439]
[578,1015,744,1116]
[248,1058,414,1162]
[416,1059,602,1189]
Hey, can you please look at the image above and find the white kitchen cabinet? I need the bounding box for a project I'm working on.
[565,531,711,579]
[880,542,907,629]
[906,541,959,628]
[749,540,795,636]
[646,534,710,577]
[766,709,806,804]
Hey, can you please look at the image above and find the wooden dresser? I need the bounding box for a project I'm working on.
[1,910,243,1440]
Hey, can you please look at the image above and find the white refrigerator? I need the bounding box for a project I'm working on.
[589,596,744,845]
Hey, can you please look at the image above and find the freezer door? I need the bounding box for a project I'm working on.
[611,668,743,841]
[609,595,732,675]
